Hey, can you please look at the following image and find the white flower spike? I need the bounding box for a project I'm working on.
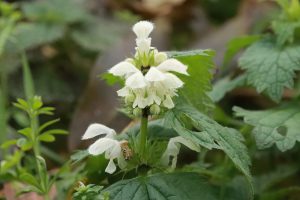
[132,21,154,39]
[161,136,200,168]
[107,20,189,112]
[82,123,127,174]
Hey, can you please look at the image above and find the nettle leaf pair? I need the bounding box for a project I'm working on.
[80,21,253,199]
[211,0,300,152]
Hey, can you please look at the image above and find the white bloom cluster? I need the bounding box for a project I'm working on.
[82,123,127,174]
[108,21,188,114]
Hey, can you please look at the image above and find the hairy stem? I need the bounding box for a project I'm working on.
[139,109,148,158]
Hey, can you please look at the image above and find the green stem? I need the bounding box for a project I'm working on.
[30,114,46,193]
[139,109,148,158]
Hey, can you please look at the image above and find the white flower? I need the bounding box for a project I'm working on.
[125,71,148,89]
[108,61,139,78]
[156,58,188,75]
[144,59,188,109]
[132,21,154,39]
[82,123,126,174]
[161,136,200,169]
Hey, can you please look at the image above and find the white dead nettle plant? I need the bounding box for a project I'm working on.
[82,21,196,174]
[82,124,127,174]
[108,20,188,115]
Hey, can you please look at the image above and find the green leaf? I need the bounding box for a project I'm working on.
[41,129,68,135]
[165,103,252,190]
[70,150,89,164]
[16,138,33,151]
[234,101,300,151]
[239,37,300,102]
[0,151,22,174]
[209,74,247,102]
[101,72,124,86]
[9,22,64,50]
[38,133,55,142]
[19,172,42,190]
[272,20,300,46]
[168,49,215,113]
[21,53,35,101]
[18,127,32,138]
[38,118,60,133]
[0,139,17,149]
[71,19,126,52]
[105,172,219,200]
[223,35,261,65]
[21,0,89,24]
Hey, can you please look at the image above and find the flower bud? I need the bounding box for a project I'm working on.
[133,107,142,117]
[150,104,160,115]
[125,93,135,104]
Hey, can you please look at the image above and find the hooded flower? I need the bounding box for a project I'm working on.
[161,136,200,168]
[82,123,127,174]
[107,20,188,113]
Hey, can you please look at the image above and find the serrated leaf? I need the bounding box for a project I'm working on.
[223,35,261,65]
[165,103,252,190]
[234,102,300,151]
[272,20,300,46]
[105,172,219,200]
[71,19,126,52]
[239,37,300,102]
[9,22,64,50]
[21,0,89,24]
[168,49,215,113]
[101,72,124,86]
[209,74,247,102]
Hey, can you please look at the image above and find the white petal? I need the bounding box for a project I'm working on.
[163,95,174,109]
[88,138,117,155]
[145,67,166,82]
[108,61,139,77]
[163,73,184,89]
[125,72,147,89]
[105,159,117,174]
[133,96,148,108]
[147,88,162,105]
[156,59,188,75]
[108,143,122,159]
[117,87,130,97]
[82,123,116,140]
[132,21,154,39]
[136,38,151,54]
[161,136,200,168]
